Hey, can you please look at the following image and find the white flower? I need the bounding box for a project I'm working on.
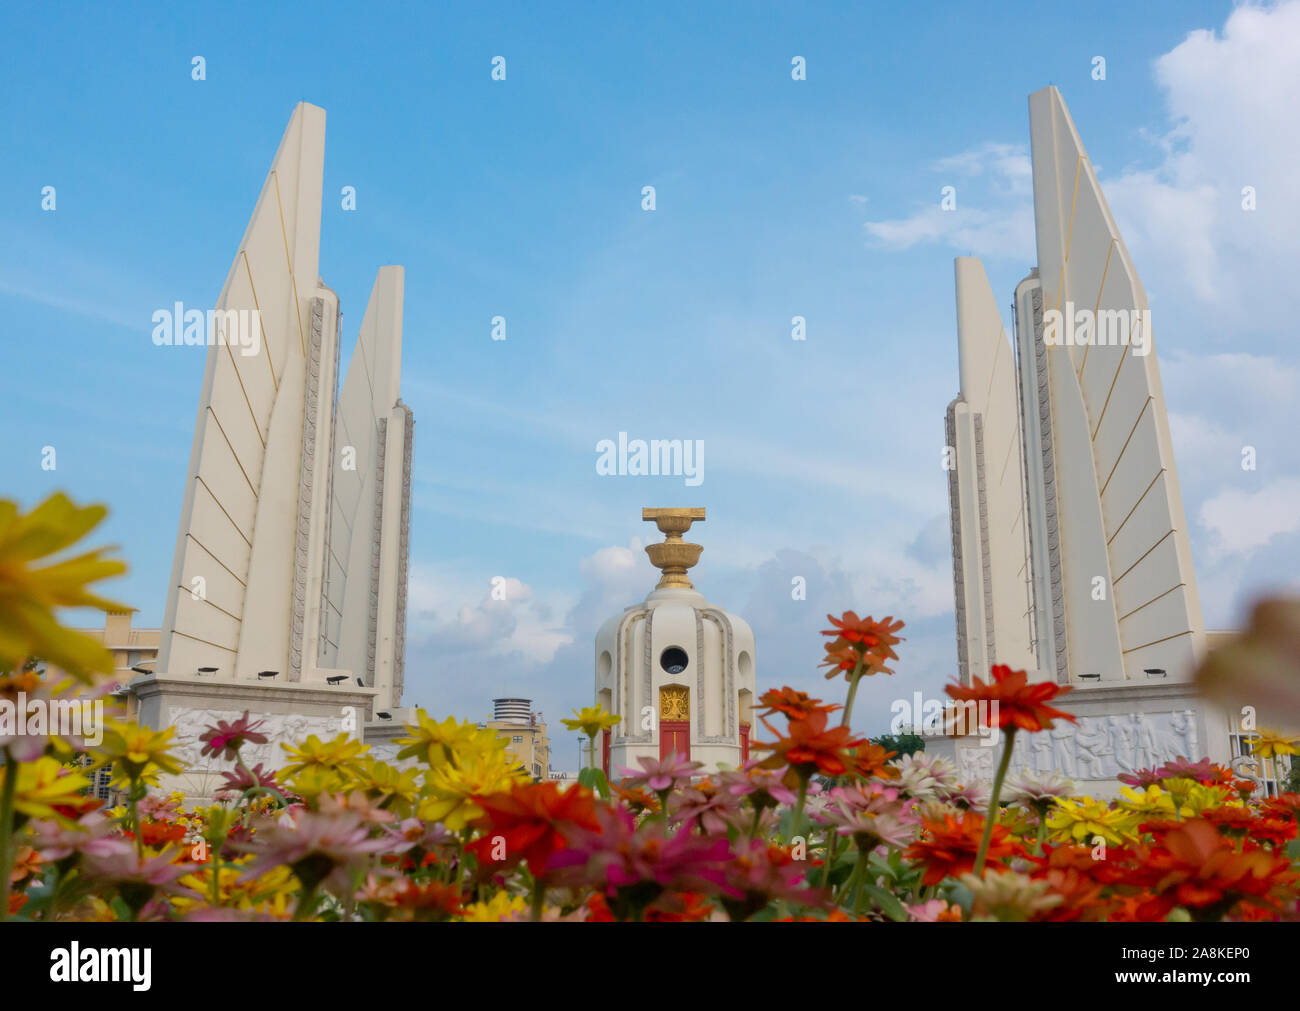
[1003,771,1073,807]
[891,752,958,800]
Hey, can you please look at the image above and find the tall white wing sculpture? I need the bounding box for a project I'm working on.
[146,104,413,794]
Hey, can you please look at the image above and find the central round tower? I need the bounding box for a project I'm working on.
[594,508,757,775]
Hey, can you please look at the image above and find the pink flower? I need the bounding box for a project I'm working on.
[617,752,703,792]
[30,813,133,862]
[1117,767,1164,788]
[669,782,742,834]
[719,764,799,808]
[548,806,736,918]
[215,761,281,798]
[907,898,962,922]
[237,807,402,894]
[719,839,825,920]
[819,782,916,850]
[82,848,198,914]
[199,711,268,761]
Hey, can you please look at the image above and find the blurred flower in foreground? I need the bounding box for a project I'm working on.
[0,494,128,682]
[1197,597,1300,721]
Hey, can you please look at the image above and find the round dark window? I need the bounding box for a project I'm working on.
[660,646,689,675]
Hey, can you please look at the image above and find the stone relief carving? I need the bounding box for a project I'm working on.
[958,709,1202,782]
[166,707,346,777]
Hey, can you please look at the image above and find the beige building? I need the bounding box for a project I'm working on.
[483,698,550,780]
[43,610,157,723]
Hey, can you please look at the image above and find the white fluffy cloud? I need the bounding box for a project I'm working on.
[863,142,1035,258]
[1198,477,1300,559]
[1106,2,1300,321]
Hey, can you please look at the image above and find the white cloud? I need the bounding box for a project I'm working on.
[863,141,1035,258]
[1198,477,1300,559]
[406,566,573,665]
[1106,1,1300,317]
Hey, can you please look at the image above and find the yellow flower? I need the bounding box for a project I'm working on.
[0,755,94,824]
[0,494,129,681]
[349,757,422,817]
[562,705,620,740]
[92,719,184,785]
[279,763,353,801]
[395,711,504,769]
[461,891,528,922]
[1046,797,1138,846]
[174,864,296,917]
[1182,782,1235,816]
[1247,728,1300,760]
[1117,784,1181,819]
[417,749,528,831]
[278,733,369,781]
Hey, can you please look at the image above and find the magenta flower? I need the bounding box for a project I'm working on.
[1155,756,1220,781]
[549,806,736,918]
[719,764,800,808]
[200,711,268,761]
[215,761,282,798]
[719,838,825,920]
[617,752,703,793]
[1117,767,1164,788]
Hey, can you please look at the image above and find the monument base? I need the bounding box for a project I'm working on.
[131,673,379,802]
[928,682,1233,800]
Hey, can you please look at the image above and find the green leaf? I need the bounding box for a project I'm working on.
[578,766,611,799]
[862,884,910,922]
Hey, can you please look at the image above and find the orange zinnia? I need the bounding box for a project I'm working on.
[843,740,900,780]
[1123,819,1296,921]
[755,710,861,783]
[905,812,1018,885]
[755,686,839,721]
[821,613,904,674]
[945,664,1075,733]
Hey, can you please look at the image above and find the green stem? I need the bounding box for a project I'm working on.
[749,805,763,840]
[791,777,808,840]
[0,748,16,922]
[128,781,143,860]
[846,849,869,915]
[821,828,841,889]
[972,726,1016,877]
[293,885,319,922]
[840,655,866,728]
[530,878,545,922]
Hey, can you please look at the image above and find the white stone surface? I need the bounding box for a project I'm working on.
[947,87,1205,699]
[154,103,412,722]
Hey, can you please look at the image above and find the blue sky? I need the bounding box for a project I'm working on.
[3,1,1298,769]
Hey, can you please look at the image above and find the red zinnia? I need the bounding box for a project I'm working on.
[468,781,601,879]
[905,812,1018,885]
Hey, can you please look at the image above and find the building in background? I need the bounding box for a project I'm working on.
[483,698,550,780]
[940,86,1264,794]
